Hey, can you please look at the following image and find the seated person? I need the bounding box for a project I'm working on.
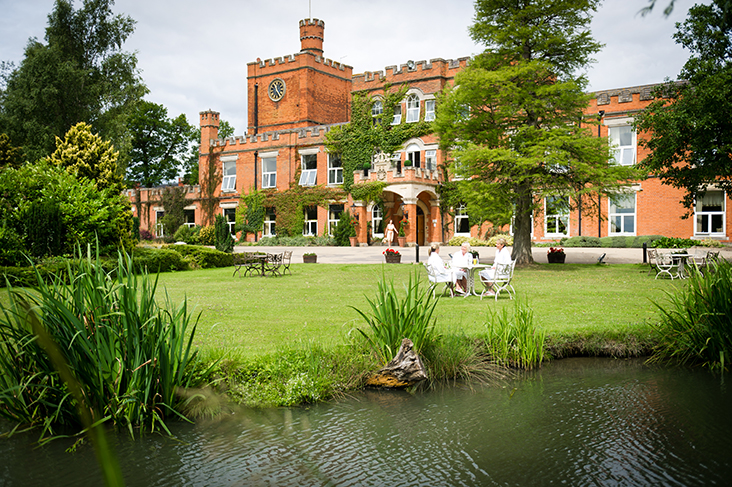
[451,242,472,294]
[479,237,512,295]
[427,243,452,280]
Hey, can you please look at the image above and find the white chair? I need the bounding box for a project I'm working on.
[654,253,681,280]
[423,262,454,298]
[479,260,516,301]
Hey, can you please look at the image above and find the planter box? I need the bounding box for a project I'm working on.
[547,253,566,263]
[384,254,402,264]
[303,255,317,264]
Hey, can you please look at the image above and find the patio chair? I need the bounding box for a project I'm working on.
[281,250,293,275]
[264,253,283,276]
[233,252,263,277]
[646,248,660,276]
[479,260,516,301]
[423,262,454,298]
[654,253,682,280]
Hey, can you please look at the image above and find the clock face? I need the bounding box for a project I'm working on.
[268,78,286,102]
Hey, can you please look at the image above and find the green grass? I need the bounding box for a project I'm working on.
[151,262,677,358]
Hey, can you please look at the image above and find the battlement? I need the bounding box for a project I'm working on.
[299,18,325,28]
[248,52,351,72]
[352,57,470,84]
[209,122,348,148]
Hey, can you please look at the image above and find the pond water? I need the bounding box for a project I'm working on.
[1,358,730,486]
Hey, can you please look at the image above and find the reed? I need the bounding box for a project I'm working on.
[649,259,732,371]
[0,246,202,441]
[351,269,439,364]
[481,298,546,370]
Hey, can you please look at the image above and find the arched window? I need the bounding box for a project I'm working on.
[405,143,421,168]
[406,94,420,123]
[372,100,383,125]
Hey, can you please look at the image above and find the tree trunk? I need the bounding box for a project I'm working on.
[512,183,534,265]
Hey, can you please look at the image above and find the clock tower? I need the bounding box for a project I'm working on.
[247,18,353,134]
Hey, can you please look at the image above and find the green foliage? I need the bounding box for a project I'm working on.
[127,101,196,187]
[651,237,699,249]
[324,84,432,191]
[436,0,641,265]
[254,235,334,247]
[48,122,124,193]
[0,134,24,169]
[159,186,188,238]
[25,199,66,258]
[214,215,234,253]
[163,244,233,269]
[349,181,387,206]
[0,226,25,266]
[649,259,732,371]
[0,160,134,257]
[447,235,514,247]
[237,189,266,238]
[0,247,201,441]
[333,211,356,246]
[0,0,147,163]
[173,224,201,245]
[352,270,439,365]
[131,247,189,273]
[263,185,344,237]
[482,298,546,369]
[635,1,732,210]
[559,235,602,247]
[198,225,216,246]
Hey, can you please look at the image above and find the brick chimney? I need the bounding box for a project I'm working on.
[199,110,220,150]
[299,18,324,56]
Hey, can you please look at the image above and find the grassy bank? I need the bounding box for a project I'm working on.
[154,262,673,359]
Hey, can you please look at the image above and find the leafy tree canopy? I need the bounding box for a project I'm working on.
[0,0,147,163]
[127,101,196,187]
[49,121,123,193]
[635,0,732,211]
[435,0,640,264]
[0,133,24,170]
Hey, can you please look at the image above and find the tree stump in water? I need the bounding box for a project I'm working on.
[366,338,428,388]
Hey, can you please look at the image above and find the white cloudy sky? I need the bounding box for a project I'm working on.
[1,0,702,135]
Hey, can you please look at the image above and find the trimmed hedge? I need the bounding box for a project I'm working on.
[132,247,189,273]
[560,235,664,248]
[163,244,234,268]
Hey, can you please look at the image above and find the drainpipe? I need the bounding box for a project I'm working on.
[254,83,259,136]
[254,150,258,242]
[598,110,604,237]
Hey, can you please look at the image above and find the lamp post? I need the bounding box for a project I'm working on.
[597,110,605,237]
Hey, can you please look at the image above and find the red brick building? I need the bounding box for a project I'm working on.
[129,18,731,245]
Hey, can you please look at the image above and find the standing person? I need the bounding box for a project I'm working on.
[385,219,396,247]
[452,242,472,294]
[479,238,512,295]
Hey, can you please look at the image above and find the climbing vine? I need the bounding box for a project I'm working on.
[237,189,266,239]
[324,83,432,192]
[349,180,387,206]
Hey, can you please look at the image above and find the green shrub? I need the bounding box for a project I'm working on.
[481,298,546,370]
[649,259,732,371]
[198,225,216,246]
[333,211,356,246]
[0,226,26,266]
[214,215,234,253]
[173,225,201,245]
[255,235,334,246]
[651,237,698,249]
[165,244,234,268]
[559,235,601,247]
[132,247,189,273]
[448,236,514,247]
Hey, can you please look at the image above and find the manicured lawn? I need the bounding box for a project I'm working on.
[154,263,680,358]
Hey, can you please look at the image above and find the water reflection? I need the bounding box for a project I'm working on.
[1,358,730,486]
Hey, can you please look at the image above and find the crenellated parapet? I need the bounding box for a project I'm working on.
[352,57,470,88]
[250,52,350,72]
[208,122,348,148]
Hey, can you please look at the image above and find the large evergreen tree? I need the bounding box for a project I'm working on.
[635,0,732,211]
[434,0,639,264]
[0,0,147,163]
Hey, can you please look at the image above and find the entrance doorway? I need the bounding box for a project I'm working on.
[416,207,425,246]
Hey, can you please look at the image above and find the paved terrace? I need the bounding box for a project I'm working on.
[233,245,732,265]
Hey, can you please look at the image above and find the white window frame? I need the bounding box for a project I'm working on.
[299,153,318,186]
[328,154,343,185]
[609,193,636,235]
[544,196,569,237]
[392,104,402,125]
[263,208,276,237]
[695,190,726,236]
[605,117,636,166]
[328,204,344,236]
[261,155,277,189]
[406,143,421,168]
[221,157,237,192]
[425,99,436,122]
[303,206,318,236]
[372,205,384,239]
[155,209,164,238]
[372,99,383,125]
[406,94,420,123]
[455,203,470,236]
[425,149,437,171]
[184,207,196,228]
[223,208,236,236]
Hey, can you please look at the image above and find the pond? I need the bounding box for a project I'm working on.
[1,358,730,486]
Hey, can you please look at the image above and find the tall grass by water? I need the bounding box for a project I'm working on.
[650,259,732,371]
[482,298,546,369]
[0,248,203,441]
